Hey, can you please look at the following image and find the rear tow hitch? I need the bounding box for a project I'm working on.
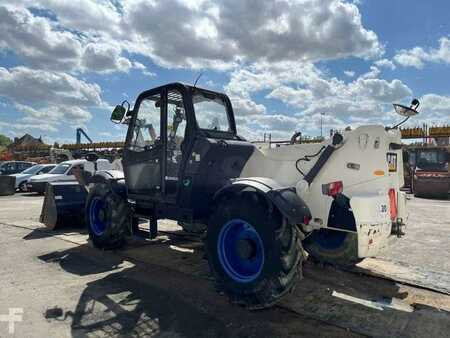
[391,218,406,238]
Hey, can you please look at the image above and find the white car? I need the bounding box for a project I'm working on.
[27,159,88,194]
[27,159,114,193]
[10,164,56,192]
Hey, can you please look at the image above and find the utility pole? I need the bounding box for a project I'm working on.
[320,113,325,138]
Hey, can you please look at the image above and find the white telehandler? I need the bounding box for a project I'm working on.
[56,83,417,309]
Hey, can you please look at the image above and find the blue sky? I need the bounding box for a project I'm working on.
[0,0,449,144]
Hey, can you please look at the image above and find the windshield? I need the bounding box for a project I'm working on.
[21,164,43,175]
[49,163,71,175]
[416,150,447,171]
[193,91,231,132]
[41,165,55,173]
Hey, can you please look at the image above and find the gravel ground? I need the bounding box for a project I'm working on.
[375,194,450,293]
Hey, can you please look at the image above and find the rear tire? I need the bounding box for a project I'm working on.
[304,229,362,267]
[206,194,304,309]
[85,183,130,250]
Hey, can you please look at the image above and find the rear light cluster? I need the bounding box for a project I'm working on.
[389,188,397,221]
[322,181,343,197]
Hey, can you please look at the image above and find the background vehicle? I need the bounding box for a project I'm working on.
[10,164,56,192]
[405,145,450,198]
[29,159,115,194]
[74,83,412,309]
[0,161,35,175]
[27,160,87,194]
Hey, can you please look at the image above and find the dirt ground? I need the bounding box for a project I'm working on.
[0,193,449,337]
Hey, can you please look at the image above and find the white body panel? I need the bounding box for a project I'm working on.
[240,125,407,258]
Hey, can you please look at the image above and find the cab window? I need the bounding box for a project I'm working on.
[193,91,231,132]
[129,94,161,152]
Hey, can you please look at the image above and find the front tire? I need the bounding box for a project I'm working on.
[86,183,130,250]
[18,181,27,192]
[206,194,304,309]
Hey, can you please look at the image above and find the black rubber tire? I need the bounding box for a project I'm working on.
[18,181,27,192]
[206,193,304,309]
[85,183,130,250]
[303,229,362,267]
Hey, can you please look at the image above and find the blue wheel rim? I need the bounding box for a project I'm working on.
[315,229,347,250]
[217,219,264,283]
[89,197,108,236]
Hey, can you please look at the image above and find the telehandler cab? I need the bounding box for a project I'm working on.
[85,82,413,309]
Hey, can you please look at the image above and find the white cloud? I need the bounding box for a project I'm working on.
[231,97,266,116]
[81,43,132,73]
[359,66,381,79]
[0,66,102,107]
[415,94,450,125]
[374,58,396,70]
[0,5,137,74]
[394,37,450,69]
[344,70,355,77]
[1,0,383,73]
[0,66,103,130]
[267,87,314,109]
[394,47,427,69]
[0,5,82,71]
[124,0,382,69]
[224,59,414,139]
[249,114,301,132]
[33,0,121,33]
[226,61,320,97]
[350,78,411,103]
[5,0,381,70]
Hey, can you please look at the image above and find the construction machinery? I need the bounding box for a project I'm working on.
[400,123,449,198]
[44,83,414,309]
[76,128,93,145]
[404,145,450,198]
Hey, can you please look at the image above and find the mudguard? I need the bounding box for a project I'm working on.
[90,170,124,182]
[90,170,126,197]
[214,177,311,225]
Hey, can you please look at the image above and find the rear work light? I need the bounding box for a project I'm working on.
[322,181,343,197]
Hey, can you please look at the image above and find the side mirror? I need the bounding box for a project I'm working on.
[111,105,127,124]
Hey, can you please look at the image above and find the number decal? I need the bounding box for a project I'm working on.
[380,204,387,213]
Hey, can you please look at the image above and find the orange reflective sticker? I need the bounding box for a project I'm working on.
[374,170,385,176]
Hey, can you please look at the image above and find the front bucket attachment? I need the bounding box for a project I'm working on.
[40,181,88,230]
[0,176,15,196]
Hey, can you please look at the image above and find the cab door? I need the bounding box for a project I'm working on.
[123,89,165,199]
[164,88,189,200]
